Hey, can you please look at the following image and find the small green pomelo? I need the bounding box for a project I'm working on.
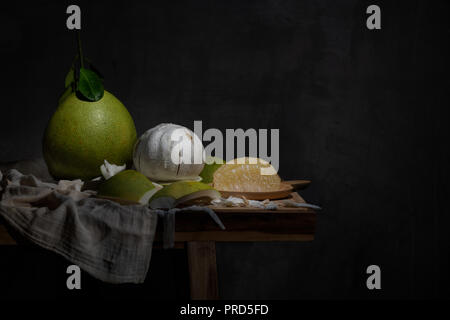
[97,170,161,205]
[149,181,221,209]
[199,157,224,183]
[43,91,137,180]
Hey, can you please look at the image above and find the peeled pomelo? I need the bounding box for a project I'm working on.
[213,157,281,192]
[199,156,224,184]
[133,123,204,182]
[97,170,161,205]
[149,181,221,209]
[43,91,137,180]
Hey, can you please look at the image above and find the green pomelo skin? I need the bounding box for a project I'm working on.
[199,157,224,184]
[150,180,220,209]
[97,170,155,203]
[151,181,216,201]
[43,91,137,180]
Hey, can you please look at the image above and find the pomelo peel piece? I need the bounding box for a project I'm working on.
[100,160,126,180]
[97,170,161,205]
[149,181,221,209]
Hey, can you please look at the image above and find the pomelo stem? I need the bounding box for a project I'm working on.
[76,30,84,69]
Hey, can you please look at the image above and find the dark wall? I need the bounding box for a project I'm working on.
[0,0,449,299]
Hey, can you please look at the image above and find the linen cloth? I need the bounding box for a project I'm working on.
[0,169,158,284]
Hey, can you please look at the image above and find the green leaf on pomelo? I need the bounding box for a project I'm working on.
[78,68,104,101]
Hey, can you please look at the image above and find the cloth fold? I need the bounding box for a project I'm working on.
[0,169,158,284]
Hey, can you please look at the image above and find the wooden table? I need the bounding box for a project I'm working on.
[0,192,316,300]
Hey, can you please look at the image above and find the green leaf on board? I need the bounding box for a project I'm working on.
[78,68,104,101]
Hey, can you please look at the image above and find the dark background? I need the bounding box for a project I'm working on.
[0,0,449,299]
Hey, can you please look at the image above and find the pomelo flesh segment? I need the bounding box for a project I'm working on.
[212,157,281,192]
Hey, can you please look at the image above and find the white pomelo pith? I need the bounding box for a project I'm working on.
[149,181,221,209]
[97,170,162,205]
[133,123,205,182]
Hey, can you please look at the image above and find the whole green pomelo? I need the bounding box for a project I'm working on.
[43,91,137,180]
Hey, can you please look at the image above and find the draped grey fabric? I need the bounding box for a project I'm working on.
[0,169,158,284]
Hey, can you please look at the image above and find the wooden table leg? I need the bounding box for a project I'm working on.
[186,241,219,300]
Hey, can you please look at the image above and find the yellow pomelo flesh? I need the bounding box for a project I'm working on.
[213,157,281,192]
[97,170,159,204]
[43,91,137,180]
